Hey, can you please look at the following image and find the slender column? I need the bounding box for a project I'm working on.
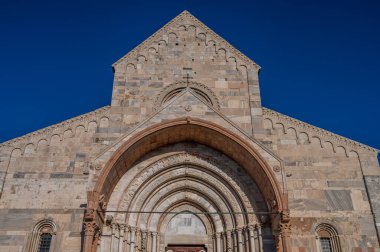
[119,225,125,252]
[151,232,157,252]
[315,237,321,252]
[156,233,160,252]
[111,223,119,252]
[130,227,136,252]
[135,228,141,252]
[223,232,227,252]
[146,232,151,252]
[226,230,232,252]
[237,228,244,252]
[233,230,238,252]
[141,230,147,252]
[216,233,222,252]
[124,226,131,252]
[256,224,264,252]
[244,228,249,252]
[212,234,216,252]
[248,226,256,252]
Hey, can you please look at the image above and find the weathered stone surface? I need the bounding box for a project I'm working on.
[0,10,379,252]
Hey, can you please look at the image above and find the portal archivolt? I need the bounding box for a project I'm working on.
[83,118,290,252]
[103,143,276,251]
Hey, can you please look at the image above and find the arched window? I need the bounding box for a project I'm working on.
[315,223,341,252]
[26,219,57,252]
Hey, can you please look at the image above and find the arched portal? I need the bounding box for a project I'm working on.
[83,117,290,252]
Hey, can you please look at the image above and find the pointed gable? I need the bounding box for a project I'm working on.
[110,11,263,137]
[112,10,260,70]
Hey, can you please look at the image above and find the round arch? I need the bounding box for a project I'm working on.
[84,117,290,252]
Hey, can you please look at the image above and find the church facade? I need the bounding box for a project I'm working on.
[0,11,379,252]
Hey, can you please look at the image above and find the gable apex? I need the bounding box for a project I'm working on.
[112,10,260,70]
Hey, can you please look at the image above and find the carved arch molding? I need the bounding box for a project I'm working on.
[83,117,290,252]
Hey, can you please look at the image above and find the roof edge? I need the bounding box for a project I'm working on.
[0,106,111,149]
[112,10,260,69]
[263,107,379,154]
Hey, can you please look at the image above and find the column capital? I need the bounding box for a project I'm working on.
[118,223,127,230]
[247,224,255,231]
[84,222,98,236]
[235,227,243,232]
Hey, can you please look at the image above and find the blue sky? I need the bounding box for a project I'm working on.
[0,0,379,153]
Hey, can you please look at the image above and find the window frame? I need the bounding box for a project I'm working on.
[315,223,341,252]
[25,219,57,252]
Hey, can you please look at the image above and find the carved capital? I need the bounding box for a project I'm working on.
[279,222,291,237]
[84,222,98,236]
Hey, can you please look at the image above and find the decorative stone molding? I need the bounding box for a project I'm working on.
[263,107,378,153]
[153,81,221,111]
[24,218,57,252]
[0,106,110,150]
[116,152,262,226]
[112,11,259,70]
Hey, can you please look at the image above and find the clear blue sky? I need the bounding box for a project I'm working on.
[0,0,379,153]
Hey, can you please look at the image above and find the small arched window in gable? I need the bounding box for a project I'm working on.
[316,223,341,252]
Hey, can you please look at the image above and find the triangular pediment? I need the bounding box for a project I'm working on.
[93,89,281,172]
[112,10,260,70]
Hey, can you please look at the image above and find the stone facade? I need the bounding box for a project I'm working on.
[0,10,379,252]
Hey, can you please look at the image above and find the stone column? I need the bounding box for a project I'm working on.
[225,230,232,252]
[110,223,117,252]
[83,222,97,252]
[248,225,256,252]
[135,228,141,252]
[130,227,136,252]
[256,224,263,252]
[233,230,238,252]
[92,230,101,252]
[141,230,147,252]
[236,228,244,252]
[119,225,125,252]
[216,232,222,252]
[124,226,131,252]
[156,233,160,252]
[212,234,216,252]
[151,232,157,252]
[280,210,291,252]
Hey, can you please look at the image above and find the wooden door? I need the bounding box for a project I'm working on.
[166,245,206,252]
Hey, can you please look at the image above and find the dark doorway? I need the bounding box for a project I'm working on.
[166,245,206,252]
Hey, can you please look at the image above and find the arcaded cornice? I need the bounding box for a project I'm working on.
[0,106,110,149]
[112,10,260,70]
[263,107,378,153]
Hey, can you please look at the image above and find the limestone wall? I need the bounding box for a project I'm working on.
[0,10,379,252]
[263,108,380,251]
[0,107,117,252]
[110,12,262,138]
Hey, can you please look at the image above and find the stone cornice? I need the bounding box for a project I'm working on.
[263,107,378,154]
[112,10,260,69]
[0,106,110,149]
